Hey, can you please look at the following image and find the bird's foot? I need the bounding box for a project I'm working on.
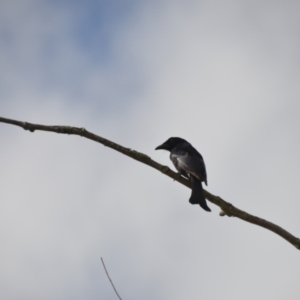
[174,172,183,181]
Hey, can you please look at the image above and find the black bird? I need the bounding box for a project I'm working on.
[155,137,211,212]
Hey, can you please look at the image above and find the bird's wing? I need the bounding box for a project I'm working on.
[171,148,207,184]
[182,154,207,183]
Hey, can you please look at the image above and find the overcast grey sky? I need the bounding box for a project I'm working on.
[1,1,300,299]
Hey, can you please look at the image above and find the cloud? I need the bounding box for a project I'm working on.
[1,1,300,299]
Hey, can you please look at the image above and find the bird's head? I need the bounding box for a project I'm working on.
[155,137,187,151]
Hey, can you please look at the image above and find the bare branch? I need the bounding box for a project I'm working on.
[101,257,123,300]
[1,116,300,250]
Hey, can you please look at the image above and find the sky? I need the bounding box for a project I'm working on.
[1,1,300,299]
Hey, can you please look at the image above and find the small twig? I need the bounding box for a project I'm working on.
[101,257,123,300]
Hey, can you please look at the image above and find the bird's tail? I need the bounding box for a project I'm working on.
[189,176,211,212]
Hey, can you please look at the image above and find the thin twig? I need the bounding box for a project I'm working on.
[1,116,300,250]
[101,257,123,300]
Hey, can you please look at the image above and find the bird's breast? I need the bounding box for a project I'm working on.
[170,152,188,174]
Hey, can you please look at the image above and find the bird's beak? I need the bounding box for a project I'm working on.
[155,143,167,150]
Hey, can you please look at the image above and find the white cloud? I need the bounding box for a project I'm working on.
[1,1,300,299]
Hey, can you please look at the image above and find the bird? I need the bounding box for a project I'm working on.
[155,137,211,212]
